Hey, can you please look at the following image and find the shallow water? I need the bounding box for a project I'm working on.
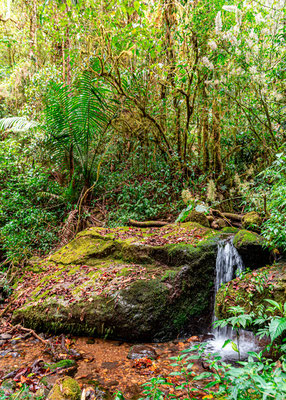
[205,330,263,362]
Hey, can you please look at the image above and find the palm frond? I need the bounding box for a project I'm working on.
[0,117,40,132]
[44,72,119,186]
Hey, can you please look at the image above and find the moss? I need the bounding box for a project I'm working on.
[242,211,262,232]
[184,211,210,227]
[215,262,286,321]
[233,229,264,248]
[161,270,177,281]
[116,267,131,276]
[222,227,239,234]
[45,359,76,371]
[48,237,120,265]
[47,377,81,400]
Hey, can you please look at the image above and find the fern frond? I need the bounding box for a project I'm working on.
[0,117,40,132]
[37,191,63,201]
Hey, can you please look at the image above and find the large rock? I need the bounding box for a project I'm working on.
[233,230,270,269]
[185,211,210,227]
[127,344,158,360]
[215,262,286,320]
[11,223,270,341]
[12,223,221,341]
[242,211,262,232]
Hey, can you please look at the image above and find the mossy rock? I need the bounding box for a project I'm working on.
[216,218,227,229]
[11,223,271,341]
[242,211,262,232]
[47,377,81,400]
[233,230,270,269]
[215,262,286,321]
[185,211,210,227]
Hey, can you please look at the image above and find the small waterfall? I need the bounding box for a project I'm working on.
[213,240,244,339]
[206,239,260,360]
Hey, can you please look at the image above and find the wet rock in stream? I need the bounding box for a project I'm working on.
[127,344,158,360]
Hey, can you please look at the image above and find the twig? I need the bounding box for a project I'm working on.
[9,323,48,346]
[0,302,12,318]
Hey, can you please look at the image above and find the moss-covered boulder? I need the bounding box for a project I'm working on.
[11,223,223,341]
[233,229,270,269]
[11,223,270,341]
[184,211,210,227]
[242,211,262,232]
[47,377,81,400]
[215,262,286,320]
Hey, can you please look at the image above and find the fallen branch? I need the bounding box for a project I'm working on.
[0,302,12,318]
[222,212,243,222]
[10,323,48,346]
[210,209,232,227]
[129,219,168,228]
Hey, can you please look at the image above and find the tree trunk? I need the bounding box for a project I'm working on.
[212,100,223,176]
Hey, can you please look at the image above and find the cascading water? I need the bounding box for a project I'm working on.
[206,239,259,360]
[214,240,244,339]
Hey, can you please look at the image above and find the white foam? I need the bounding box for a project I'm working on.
[205,330,260,361]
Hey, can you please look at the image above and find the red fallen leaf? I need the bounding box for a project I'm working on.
[76,374,89,379]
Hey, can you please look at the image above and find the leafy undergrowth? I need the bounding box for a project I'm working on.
[216,263,285,319]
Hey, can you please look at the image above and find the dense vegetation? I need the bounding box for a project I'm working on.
[0,0,286,399]
[0,0,285,263]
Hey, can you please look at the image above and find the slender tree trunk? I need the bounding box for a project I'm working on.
[163,0,183,166]
[29,0,37,67]
[212,100,223,176]
[62,38,66,83]
[202,112,210,172]
[202,90,210,172]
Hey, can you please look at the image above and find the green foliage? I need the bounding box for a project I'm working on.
[0,134,65,263]
[260,151,286,251]
[214,305,254,360]
[136,341,286,400]
[100,155,184,226]
[44,72,118,194]
[0,384,44,399]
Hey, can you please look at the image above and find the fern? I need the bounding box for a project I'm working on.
[0,117,39,132]
[269,317,286,343]
[44,72,118,190]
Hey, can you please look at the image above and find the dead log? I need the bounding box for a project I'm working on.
[129,219,168,228]
[222,212,243,222]
[210,209,232,226]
